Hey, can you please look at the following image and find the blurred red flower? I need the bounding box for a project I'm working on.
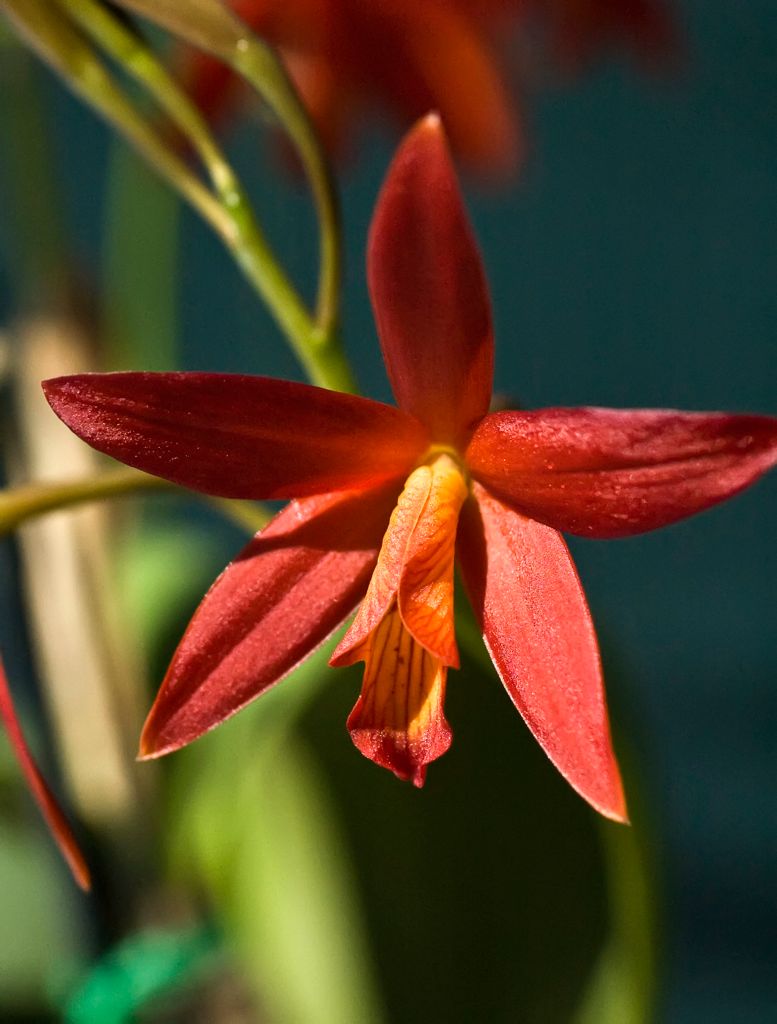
[43,117,776,819]
[178,0,674,173]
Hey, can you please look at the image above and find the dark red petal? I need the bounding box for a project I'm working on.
[0,657,91,890]
[43,373,427,500]
[466,408,777,538]
[457,484,627,822]
[139,484,399,757]
[368,114,494,447]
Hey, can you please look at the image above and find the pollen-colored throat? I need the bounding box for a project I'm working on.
[347,605,452,787]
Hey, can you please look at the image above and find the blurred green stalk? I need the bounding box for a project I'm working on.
[103,144,180,372]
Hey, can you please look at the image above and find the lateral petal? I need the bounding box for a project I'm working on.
[368,115,494,447]
[457,484,627,822]
[139,484,398,757]
[346,605,452,787]
[466,407,777,538]
[43,373,427,500]
[0,657,91,890]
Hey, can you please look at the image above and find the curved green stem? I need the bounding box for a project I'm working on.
[0,470,270,536]
[0,0,230,239]
[105,0,352,391]
[2,0,354,391]
[111,0,343,342]
[0,469,169,533]
[56,0,335,387]
[231,40,342,340]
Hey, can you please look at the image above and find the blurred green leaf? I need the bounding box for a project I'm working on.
[573,817,657,1024]
[103,143,180,371]
[0,821,85,1013]
[0,47,68,307]
[167,644,385,1024]
[64,926,217,1024]
[116,518,227,669]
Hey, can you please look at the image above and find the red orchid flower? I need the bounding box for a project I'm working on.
[181,0,520,173]
[43,116,777,821]
[0,656,90,890]
[177,0,672,174]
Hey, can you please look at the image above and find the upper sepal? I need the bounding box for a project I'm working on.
[368,115,494,447]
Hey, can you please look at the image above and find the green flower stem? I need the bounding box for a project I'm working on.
[0,469,170,534]
[57,0,350,391]
[0,0,231,239]
[206,497,270,535]
[230,40,342,340]
[112,0,344,347]
[0,469,270,537]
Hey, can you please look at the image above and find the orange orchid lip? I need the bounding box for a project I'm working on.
[41,116,777,820]
[346,604,452,788]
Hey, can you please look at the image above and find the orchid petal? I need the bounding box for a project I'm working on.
[466,408,777,538]
[0,657,91,890]
[346,606,452,787]
[139,484,398,757]
[368,114,493,447]
[397,455,467,666]
[331,463,431,666]
[43,373,427,500]
[332,454,466,668]
[384,3,521,173]
[457,484,627,822]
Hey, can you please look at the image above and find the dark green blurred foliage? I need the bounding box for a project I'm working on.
[303,654,608,1023]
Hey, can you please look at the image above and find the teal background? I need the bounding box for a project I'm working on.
[1,1,775,1020]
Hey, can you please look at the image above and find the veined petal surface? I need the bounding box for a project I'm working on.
[332,453,467,667]
[368,115,493,447]
[457,484,627,822]
[140,485,399,757]
[331,462,431,664]
[346,605,452,787]
[397,454,467,666]
[466,407,777,538]
[0,657,90,890]
[44,373,427,500]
